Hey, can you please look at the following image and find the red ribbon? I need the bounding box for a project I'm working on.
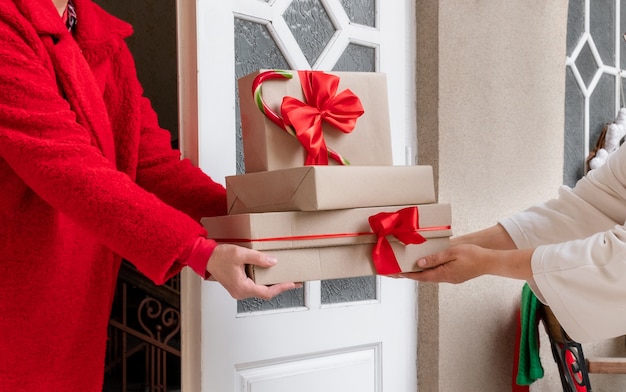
[368,207,427,275]
[280,70,364,165]
[212,225,450,244]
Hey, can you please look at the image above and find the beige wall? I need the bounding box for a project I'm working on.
[416,1,626,390]
[415,1,581,390]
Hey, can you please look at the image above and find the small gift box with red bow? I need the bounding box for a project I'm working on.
[202,204,451,285]
[238,69,393,173]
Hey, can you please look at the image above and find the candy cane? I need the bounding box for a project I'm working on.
[251,70,350,165]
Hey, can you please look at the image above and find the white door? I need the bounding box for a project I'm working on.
[179,1,418,391]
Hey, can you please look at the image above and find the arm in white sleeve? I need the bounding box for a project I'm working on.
[499,143,626,342]
[532,228,626,343]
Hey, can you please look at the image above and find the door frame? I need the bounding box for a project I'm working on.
[176,1,202,390]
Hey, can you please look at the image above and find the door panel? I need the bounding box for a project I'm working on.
[235,344,380,392]
[182,1,418,391]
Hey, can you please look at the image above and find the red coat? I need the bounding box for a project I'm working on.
[0,0,226,390]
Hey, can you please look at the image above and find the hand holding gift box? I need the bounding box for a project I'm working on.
[213,68,454,285]
[202,204,452,285]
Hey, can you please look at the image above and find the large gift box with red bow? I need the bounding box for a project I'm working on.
[238,69,393,173]
[201,204,451,285]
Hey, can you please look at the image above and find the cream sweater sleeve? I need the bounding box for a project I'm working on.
[498,143,626,343]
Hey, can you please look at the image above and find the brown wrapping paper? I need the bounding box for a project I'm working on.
[238,70,393,173]
[226,165,436,214]
[201,204,452,284]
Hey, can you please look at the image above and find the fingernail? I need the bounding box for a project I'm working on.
[267,257,278,265]
[417,258,427,267]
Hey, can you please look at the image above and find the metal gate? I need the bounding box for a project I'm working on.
[104,261,181,392]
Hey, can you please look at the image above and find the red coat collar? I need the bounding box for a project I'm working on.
[12,0,133,65]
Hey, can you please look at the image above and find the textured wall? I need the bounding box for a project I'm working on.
[416,1,569,391]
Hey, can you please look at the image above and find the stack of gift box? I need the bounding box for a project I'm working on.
[201,69,452,285]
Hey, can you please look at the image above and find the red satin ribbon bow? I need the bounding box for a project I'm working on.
[280,70,364,165]
[368,207,427,275]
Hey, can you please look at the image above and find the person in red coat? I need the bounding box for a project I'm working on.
[0,0,300,390]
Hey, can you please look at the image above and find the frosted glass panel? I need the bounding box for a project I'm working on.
[238,290,306,313]
[321,277,376,304]
[564,0,625,186]
[567,0,584,55]
[590,0,614,66]
[574,41,599,89]
[235,18,289,76]
[589,73,615,152]
[333,43,376,72]
[284,0,335,66]
[341,0,376,27]
[564,68,585,187]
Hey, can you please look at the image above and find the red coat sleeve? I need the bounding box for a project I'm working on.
[107,41,228,222]
[0,15,222,284]
[135,94,228,222]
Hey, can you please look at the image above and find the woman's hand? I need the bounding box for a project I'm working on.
[207,244,302,300]
[400,244,534,283]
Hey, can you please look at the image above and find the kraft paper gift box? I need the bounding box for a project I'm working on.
[226,165,436,214]
[238,69,393,173]
[201,204,452,285]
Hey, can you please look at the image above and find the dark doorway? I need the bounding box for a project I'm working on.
[92,1,182,391]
